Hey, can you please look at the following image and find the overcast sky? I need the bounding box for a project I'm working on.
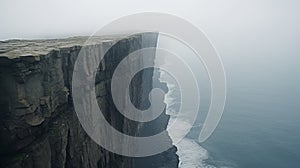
[1,0,299,40]
[1,0,299,73]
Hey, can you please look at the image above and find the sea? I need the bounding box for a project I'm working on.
[157,34,300,168]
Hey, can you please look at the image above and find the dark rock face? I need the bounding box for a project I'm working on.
[0,34,179,168]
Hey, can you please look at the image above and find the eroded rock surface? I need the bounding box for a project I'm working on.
[0,34,178,168]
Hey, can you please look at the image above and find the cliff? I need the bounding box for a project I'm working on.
[0,33,178,168]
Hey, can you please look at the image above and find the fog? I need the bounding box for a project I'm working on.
[1,0,299,83]
[0,0,300,85]
[1,0,299,88]
[1,0,299,43]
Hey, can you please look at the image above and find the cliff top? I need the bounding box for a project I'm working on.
[0,35,131,59]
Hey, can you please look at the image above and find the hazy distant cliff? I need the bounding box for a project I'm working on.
[0,33,178,168]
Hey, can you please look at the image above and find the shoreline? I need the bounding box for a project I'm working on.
[159,71,214,168]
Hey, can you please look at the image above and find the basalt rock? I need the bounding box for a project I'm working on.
[0,33,179,168]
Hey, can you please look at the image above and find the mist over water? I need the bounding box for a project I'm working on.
[157,34,215,167]
[156,31,300,167]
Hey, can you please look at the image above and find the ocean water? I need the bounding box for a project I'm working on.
[199,72,300,168]
[156,34,300,167]
[160,68,300,168]
[160,62,300,167]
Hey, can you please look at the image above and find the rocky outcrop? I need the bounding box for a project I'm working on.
[0,33,178,168]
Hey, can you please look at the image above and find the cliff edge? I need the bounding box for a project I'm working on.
[0,33,178,168]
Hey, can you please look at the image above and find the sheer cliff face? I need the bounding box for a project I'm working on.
[0,33,178,168]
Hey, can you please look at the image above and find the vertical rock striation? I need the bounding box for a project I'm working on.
[0,33,178,168]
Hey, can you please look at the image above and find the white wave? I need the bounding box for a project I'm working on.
[177,138,212,168]
[159,71,214,168]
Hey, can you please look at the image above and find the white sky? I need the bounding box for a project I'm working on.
[1,0,299,72]
[1,0,299,40]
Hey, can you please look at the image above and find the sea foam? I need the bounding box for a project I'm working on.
[160,71,214,168]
